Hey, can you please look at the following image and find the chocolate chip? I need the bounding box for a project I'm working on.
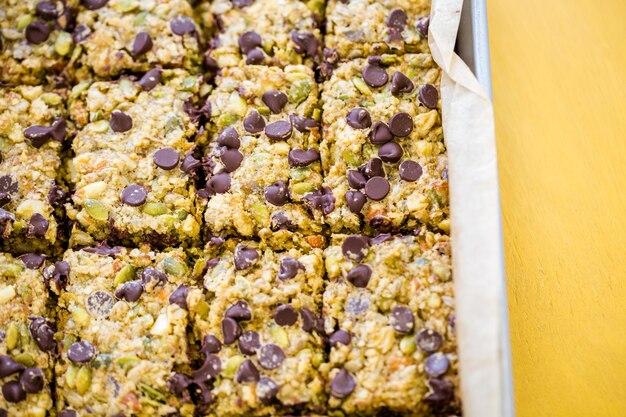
[120,184,147,206]
[231,0,254,6]
[206,173,231,194]
[347,170,367,189]
[115,280,143,302]
[399,160,422,181]
[291,31,319,58]
[330,368,356,399]
[246,48,265,64]
[238,331,260,355]
[278,257,304,280]
[274,304,298,326]
[169,285,189,310]
[221,317,242,345]
[264,181,289,206]
[329,330,351,347]
[25,21,50,44]
[300,308,323,333]
[416,16,430,37]
[141,267,168,286]
[235,359,259,383]
[132,32,153,58]
[369,121,393,144]
[262,90,288,114]
[83,243,122,257]
[391,71,415,96]
[416,328,443,353]
[370,233,394,244]
[345,190,366,214]
[390,305,414,334]
[82,0,108,10]
[0,356,25,378]
[288,148,320,167]
[388,112,413,137]
[362,63,389,88]
[193,354,222,381]
[137,67,162,91]
[67,340,96,364]
[49,117,67,141]
[72,24,90,44]
[418,84,439,109]
[27,213,49,238]
[425,353,450,377]
[19,253,46,269]
[0,209,14,225]
[271,211,293,231]
[28,317,55,352]
[168,373,191,397]
[109,111,132,133]
[44,261,70,291]
[170,17,196,35]
[369,215,392,232]
[264,120,292,141]
[23,125,52,147]
[302,187,335,214]
[258,344,284,370]
[346,264,371,288]
[290,114,318,132]
[221,148,243,172]
[36,1,59,20]
[86,291,114,318]
[234,245,258,270]
[346,107,371,129]
[378,141,403,163]
[238,31,262,54]
[341,235,370,262]
[154,147,180,170]
[1,381,25,403]
[216,127,240,149]
[256,377,279,405]
[0,175,18,198]
[424,378,454,405]
[243,111,265,133]
[365,177,390,201]
[58,411,77,417]
[47,182,68,208]
[201,335,221,355]
[19,368,44,394]
[225,300,252,322]
[386,8,408,29]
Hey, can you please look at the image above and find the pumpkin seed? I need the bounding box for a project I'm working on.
[84,199,108,221]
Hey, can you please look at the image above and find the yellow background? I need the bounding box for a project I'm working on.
[487,0,626,416]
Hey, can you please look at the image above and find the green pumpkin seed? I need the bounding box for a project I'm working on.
[352,76,372,96]
[142,202,168,216]
[162,257,187,277]
[224,355,244,377]
[181,76,197,91]
[16,15,33,31]
[306,0,325,16]
[380,55,398,66]
[70,81,91,99]
[218,112,239,128]
[84,199,108,221]
[291,182,315,195]
[76,366,92,394]
[14,353,35,367]
[191,300,209,318]
[400,335,416,355]
[139,383,166,402]
[116,355,140,368]
[114,264,137,286]
[290,167,310,181]
[250,202,269,225]
[269,324,289,348]
[311,352,324,369]
[40,93,62,106]
[72,307,90,327]
[288,79,312,104]
[55,31,72,56]
[229,92,247,115]
[165,116,183,134]
[65,364,78,389]
[133,11,148,26]
[176,210,189,221]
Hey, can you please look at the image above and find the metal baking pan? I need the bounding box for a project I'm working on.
[456,1,515,416]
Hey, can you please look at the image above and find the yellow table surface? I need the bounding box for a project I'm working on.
[487,0,626,416]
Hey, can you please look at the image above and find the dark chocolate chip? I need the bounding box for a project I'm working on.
[238,331,260,355]
[243,111,265,133]
[201,335,221,355]
[416,328,443,353]
[170,16,196,35]
[225,300,252,322]
[206,173,231,194]
[290,114,318,132]
[67,340,96,364]
[346,264,371,288]
[264,120,292,141]
[42,261,69,292]
[28,317,55,352]
[169,285,189,310]
[19,368,44,394]
[132,32,153,58]
[120,184,147,206]
[47,182,68,207]
[416,16,430,37]
[346,107,372,129]
[370,233,394,244]
[424,378,454,405]
[418,84,439,109]
[28,213,49,238]
[277,257,304,280]
[399,160,423,181]
[221,317,242,345]
[83,243,122,257]
[258,344,285,370]
[238,31,262,54]
[365,177,390,201]
[0,175,18,197]
[390,305,414,334]
[302,187,335,214]
[235,359,259,383]
[300,308,322,333]
[341,235,370,262]
[256,377,279,405]
[81,0,108,10]
[153,147,180,170]
[0,356,25,378]
[193,354,222,381]
[329,330,351,347]
[25,21,50,44]
[330,368,356,399]
[391,71,415,96]
[369,121,393,144]
[425,353,450,377]
[345,190,366,214]
[246,48,265,64]
[288,148,320,167]
[378,141,403,163]
[49,117,67,142]
[271,211,293,231]
[369,215,392,232]
[231,0,254,6]
[388,112,413,137]
[184,99,212,124]
[273,304,298,326]
[180,153,202,175]
[58,411,77,417]
[168,373,191,397]
[262,90,288,114]
[114,280,144,302]
[23,124,52,147]
[36,1,59,20]
[362,63,389,88]
[221,148,243,172]
[1,381,25,403]
[386,8,408,29]
[234,245,258,270]
[109,111,133,133]
[137,67,162,91]
[216,127,240,149]
[291,31,319,58]
[0,209,15,224]
[141,267,168,286]
[19,253,46,269]
[72,24,90,44]
[347,170,367,189]
[86,290,114,318]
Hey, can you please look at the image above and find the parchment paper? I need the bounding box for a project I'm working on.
[429,1,512,417]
